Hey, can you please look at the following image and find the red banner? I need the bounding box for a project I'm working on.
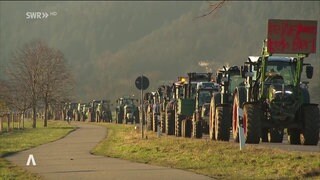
[267,19,317,54]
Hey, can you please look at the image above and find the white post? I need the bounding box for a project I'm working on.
[238,108,245,150]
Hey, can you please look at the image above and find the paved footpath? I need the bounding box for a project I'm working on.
[6,122,212,180]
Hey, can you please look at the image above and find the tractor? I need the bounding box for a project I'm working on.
[148,85,173,133]
[178,73,216,138]
[232,39,319,145]
[164,76,189,136]
[95,100,112,123]
[209,66,243,141]
[116,97,139,124]
[87,100,100,122]
[157,85,173,134]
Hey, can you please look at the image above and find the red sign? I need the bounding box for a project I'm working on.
[267,19,317,54]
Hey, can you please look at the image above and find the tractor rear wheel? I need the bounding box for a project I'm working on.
[243,104,261,144]
[116,112,123,124]
[160,112,166,133]
[147,113,153,131]
[209,93,221,141]
[181,119,192,138]
[153,113,158,132]
[288,128,301,145]
[232,88,246,142]
[166,111,175,135]
[175,114,182,137]
[301,106,319,145]
[215,106,231,141]
[193,120,203,139]
[261,128,269,142]
[269,128,284,143]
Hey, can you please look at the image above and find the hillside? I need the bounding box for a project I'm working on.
[0,1,319,103]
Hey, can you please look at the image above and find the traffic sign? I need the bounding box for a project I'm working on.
[135,75,149,90]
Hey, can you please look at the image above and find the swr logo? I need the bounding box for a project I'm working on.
[26,12,49,19]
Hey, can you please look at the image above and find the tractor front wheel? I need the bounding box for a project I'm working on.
[301,106,319,145]
[243,104,261,144]
[215,106,231,141]
[269,128,284,143]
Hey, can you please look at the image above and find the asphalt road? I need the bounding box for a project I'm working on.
[5,122,212,180]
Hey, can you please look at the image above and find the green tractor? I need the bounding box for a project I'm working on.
[79,103,90,121]
[62,102,78,121]
[87,100,100,122]
[115,97,139,124]
[95,100,113,123]
[209,66,243,141]
[232,39,319,145]
[157,85,173,134]
[169,76,189,137]
[181,73,217,138]
[173,73,213,138]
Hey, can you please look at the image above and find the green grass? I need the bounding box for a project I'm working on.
[92,123,320,179]
[0,119,75,180]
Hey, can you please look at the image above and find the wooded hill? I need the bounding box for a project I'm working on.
[1,1,319,104]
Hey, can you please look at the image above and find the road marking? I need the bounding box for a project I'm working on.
[26,154,37,166]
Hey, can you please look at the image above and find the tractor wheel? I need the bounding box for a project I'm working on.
[182,119,192,138]
[215,106,231,141]
[117,112,123,124]
[261,128,269,142]
[288,128,301,145]
[301,106,319,145]
[232,88,246,142]
[175,114,182,137]
[192,120,203,139]
[153,113,158,132]
[243,104,261,144]
[166,111,175,135]
[96,112,100,123]
[160,112,166,133]
[209,101,214,140]
[134,111,139,124]
[269,128,284,143]
[209,93,221,140]
[88,112,92,122]
[108,112,113,123]
[147,113,153,131]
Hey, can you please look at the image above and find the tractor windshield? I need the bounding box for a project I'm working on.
[229,75,243,93]
[266,61,295,85]
[123,99,134,105]
[199,91,211,106]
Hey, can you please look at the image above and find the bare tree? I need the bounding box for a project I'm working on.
[0,79,32,129]
[40,47,73,127]
[5,40,73,128]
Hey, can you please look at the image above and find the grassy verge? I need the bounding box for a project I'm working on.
[0,119,75,180]
[92,123,320,179]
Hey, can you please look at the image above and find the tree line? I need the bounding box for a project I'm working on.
[0,40,74,128]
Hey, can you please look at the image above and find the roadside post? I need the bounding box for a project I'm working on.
[238,107,245,150]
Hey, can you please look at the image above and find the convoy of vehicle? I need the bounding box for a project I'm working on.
[58,19,318,146]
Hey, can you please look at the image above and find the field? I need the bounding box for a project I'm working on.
[0,119,75,180]
[93,123,320,179]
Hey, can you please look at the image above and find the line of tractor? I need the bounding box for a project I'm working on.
[140,39,319,146]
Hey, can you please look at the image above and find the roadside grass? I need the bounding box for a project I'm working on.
[93,123,320,179]
[0,119,75,180]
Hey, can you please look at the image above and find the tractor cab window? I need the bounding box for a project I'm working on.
[199,91,211,106]
[123,99,134,105]
[266,62,295,85]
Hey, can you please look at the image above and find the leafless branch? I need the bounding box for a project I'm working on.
[195,0,227,19]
